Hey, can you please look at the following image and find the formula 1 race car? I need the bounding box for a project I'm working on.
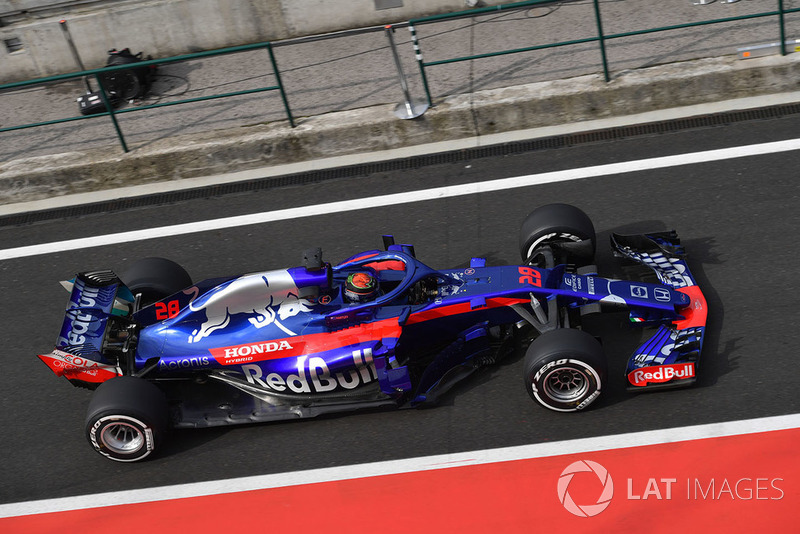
[37,204,707,462]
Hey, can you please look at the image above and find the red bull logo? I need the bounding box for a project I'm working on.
[628,363,695,387]
[241,349,377,393]
[187,270,313,343]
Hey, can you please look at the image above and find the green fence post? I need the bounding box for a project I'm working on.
[94,74,129,153]
[267,42,295,128]
[593,0,610,82]
[409,23,434,108]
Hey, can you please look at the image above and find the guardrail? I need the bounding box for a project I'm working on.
[0,40,294,153]
[1,0,799,154]
[408,0,800,108]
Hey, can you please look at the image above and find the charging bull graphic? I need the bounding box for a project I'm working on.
[187,270,313,343]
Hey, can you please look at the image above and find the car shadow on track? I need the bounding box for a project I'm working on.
[159,426,232,460]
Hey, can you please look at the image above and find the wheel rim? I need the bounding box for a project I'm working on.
[526,232,584,262]
[100,421,145,455]
[541,366,589,402]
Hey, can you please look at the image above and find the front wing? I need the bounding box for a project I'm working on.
[612,232,708,391]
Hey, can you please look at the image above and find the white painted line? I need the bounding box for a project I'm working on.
[3,137,800,261]
[1,413,797,518]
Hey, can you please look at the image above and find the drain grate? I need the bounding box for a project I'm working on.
[3,101,800,228]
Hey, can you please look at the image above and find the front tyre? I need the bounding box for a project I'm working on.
[519,203,596,266]
[524,329,606,412]
[85,376,168,462]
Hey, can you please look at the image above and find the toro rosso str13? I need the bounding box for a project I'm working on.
[37,204,707,462]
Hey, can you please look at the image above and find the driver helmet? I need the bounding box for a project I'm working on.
[344,271,379,302]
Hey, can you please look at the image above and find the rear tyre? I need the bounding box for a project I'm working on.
[85,376,168,462]
[120,257,192,304]
[524,329,606,412]
[519,203,596,265]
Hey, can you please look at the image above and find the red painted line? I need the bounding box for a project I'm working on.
[3,426,796,533]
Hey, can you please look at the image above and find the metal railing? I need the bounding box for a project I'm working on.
[1,0,799,154]
[0,40,294,153]
[408,0,800,107]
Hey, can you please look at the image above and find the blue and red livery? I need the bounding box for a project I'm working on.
[37,204,707,461]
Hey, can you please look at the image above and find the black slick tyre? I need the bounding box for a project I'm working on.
[120,257,192,304]
[519,203,596,265]
[85,376,168,462]
[524,328,606,412]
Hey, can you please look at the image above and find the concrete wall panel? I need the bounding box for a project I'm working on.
[0,0,513,83]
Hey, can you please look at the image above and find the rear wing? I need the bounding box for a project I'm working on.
[611,232,708,391]
[38,270,132,387]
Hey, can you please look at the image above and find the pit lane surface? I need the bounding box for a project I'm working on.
[1,112,799,507]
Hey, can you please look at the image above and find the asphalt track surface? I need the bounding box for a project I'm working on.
[1,110,799,508]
